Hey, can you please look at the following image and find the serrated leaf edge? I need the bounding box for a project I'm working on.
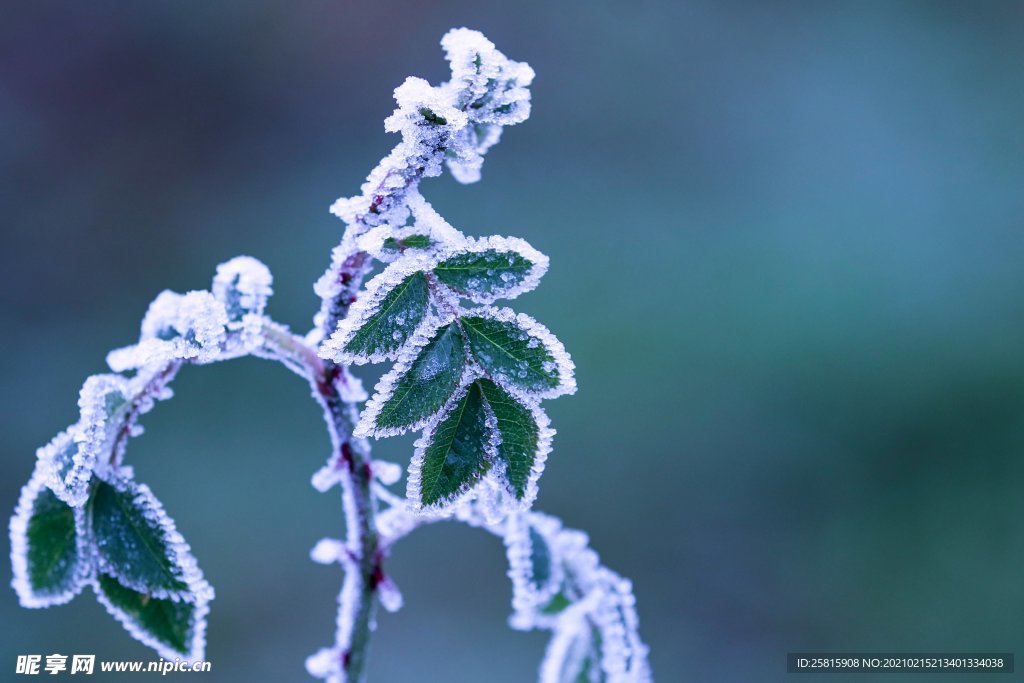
[92,573,211,663]
[461,306,577,400]
[10,463,94,608]
[38,426,92,508]
[504,512,564,619]
[319,254,437,365]
[478,382,554,511]
[90,472,214,603]
[354,313,466,438]
[404,382,499,513]
[432,235,549,304]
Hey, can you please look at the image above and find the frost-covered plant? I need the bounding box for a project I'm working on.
[9,29,651,683]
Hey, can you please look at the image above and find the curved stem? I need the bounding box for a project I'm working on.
[261,320,379,681]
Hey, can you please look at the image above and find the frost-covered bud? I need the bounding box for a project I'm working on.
[441,27,535,124]
[212,256,274,326]
[377,575,404,613]
[439,28,535,184]
[175,291,229,353]
[140,291,188,342]
[372,459,402,486]
[130,290,229,365]
[142,290,227,348]
[305,647,343,682]
[310,538,347,565]
[384,77,469,181]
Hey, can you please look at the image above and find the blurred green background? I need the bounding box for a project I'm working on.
[3,1,1024,681]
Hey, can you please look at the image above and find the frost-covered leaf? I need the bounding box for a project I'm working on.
[590,578,651,682]
[211,255,273,324]
[541,619,603,683]
[506,513,563,625]
[43,375,131,507]
[433,236,548,303]
[529,526,553,590]
[40,430,77,482]
[10,465,91,608]
[461,308,576,398]
[90,477,209,600]
[357,322,468,436]
[408,382,496,508]
[320,263,432,364]
[37,428,87,507]
[478,379,552,503]
[94,573,210,661]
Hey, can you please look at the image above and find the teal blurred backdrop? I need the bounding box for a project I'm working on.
[3,2,1024,681]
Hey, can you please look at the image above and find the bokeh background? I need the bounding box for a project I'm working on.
[3,1,1024,681]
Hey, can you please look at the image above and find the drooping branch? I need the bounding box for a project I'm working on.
[10,27,652,683]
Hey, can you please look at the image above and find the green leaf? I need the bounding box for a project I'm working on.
[11,470,89,607]
[433,245,536,302]
[339,271,430,362]
[416,382,493,506]
[462,313,566,395]
[540,591,572,615]
[104,390,129,417]
[419,107,448,125]
[369,323,467,433]
[382,235,434,253]
[478,379,541,500]
[90,479,190,598]
[95,573,197,658]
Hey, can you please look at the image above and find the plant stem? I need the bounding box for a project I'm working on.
[261,254,378,681]
[319,358,378,681]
